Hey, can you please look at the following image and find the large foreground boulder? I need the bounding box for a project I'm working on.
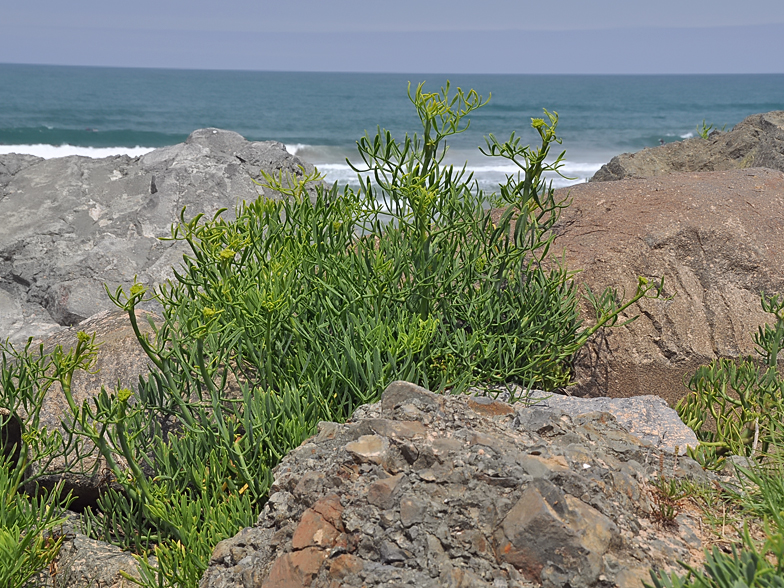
[547,167,784,404]
[0,129,316,344]
[592,111,784,182]
[201,381,711,588]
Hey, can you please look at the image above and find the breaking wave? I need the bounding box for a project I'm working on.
[0,144,156,159]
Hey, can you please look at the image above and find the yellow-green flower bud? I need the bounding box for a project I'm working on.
[117,388,132,403]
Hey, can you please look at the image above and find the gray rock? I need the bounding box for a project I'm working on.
[592,111,784,182]
[493,480,617,587]
[0,286,64,342]
[34,531,151,588]
[200,381,713,588]
[0,153,42,185]
[0,129,317,344]
[474,386,699,454]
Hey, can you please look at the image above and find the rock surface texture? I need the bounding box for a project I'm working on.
[38,535,147,588]
[541,167,784,404]
[200,381,711,588]
[31,510,149,588]
[591,111,784,182]
[0,129,316,343]
[502,388,698,455]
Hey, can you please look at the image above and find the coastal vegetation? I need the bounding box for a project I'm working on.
[697,119,727,139]
[647,294,784,588]
[0,83,780,587]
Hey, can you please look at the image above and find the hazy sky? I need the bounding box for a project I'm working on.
[2,0,783,73]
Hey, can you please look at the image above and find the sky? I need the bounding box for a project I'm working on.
[1,0,783,73]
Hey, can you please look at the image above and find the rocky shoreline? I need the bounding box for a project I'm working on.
[591,111,784,182]
[4,111,784,587]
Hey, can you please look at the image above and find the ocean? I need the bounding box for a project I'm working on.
[1,64,783,190]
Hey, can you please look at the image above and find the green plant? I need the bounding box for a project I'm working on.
[697,119,727,139]
[0,455,68,588]
[655,292,784,588]
[0,334,100,487]
[101,82,660,586]
[650,474,696,527]
[0,332,102,587]
[677,293,784,470]
[720,419,784,534]
[58,350,295,586]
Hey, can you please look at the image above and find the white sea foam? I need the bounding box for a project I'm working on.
[680,132,695,139]
[0,144,156,159]
[314,160,598,191]
[460,161,602,175]
[559,162,605,174]
[285,143,309,156]
[2,142,601,189]
[285,142,602,187]
[312,163,351,171]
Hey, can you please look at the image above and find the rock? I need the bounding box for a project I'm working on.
[472,386,699,454]
[0,129,317,344]
[30,510,150,587]
[493,481,616,586]
[0,153,42,184]
[540,167,784,404]
[592,111,784,181]
[35,530,150,588]
[200,381,711,588]
[0,287,63,342]
[20,309,160,509]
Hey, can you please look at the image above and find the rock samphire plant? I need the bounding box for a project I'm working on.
[1,83,662,587]
[677,292,784,471]
[0,337,80,587]
[697,119,727,140]
[651,293,784,588]
[0,453,67,588]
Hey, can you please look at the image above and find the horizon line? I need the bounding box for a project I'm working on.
[3,63,784,76]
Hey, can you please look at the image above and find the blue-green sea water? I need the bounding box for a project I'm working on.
[1,64,783,188]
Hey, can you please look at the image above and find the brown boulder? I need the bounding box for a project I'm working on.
[37,309,158,427]
[592,111,784,181]
[550,167,784,404]
[24,309,159,508]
